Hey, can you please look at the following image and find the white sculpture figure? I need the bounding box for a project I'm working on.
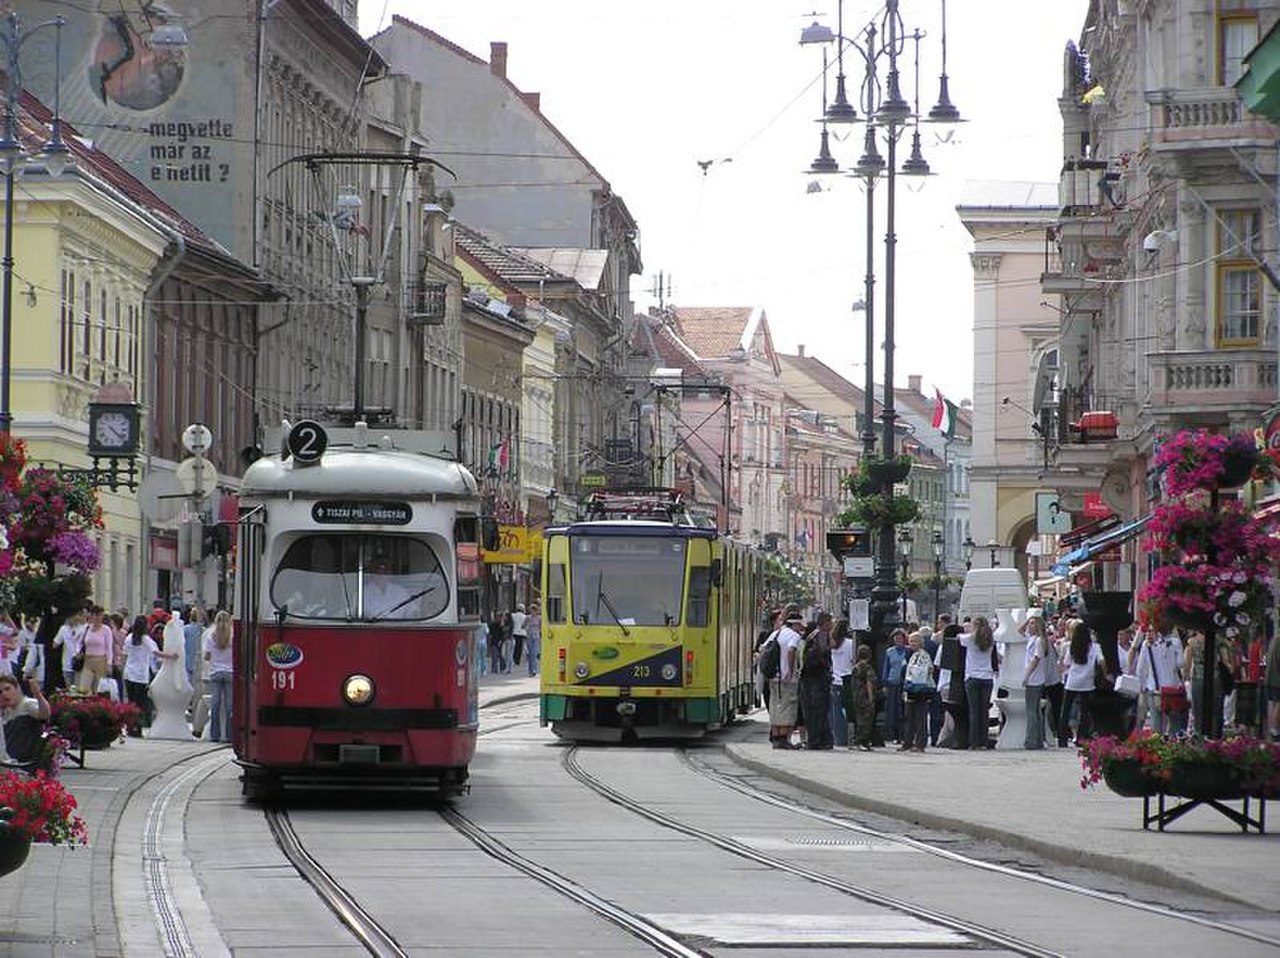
[148,612,195,740]
[994,607,1029,750]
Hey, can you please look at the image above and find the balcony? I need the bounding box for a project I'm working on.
[1146,348,1278,421]
[1146,88,1280,169]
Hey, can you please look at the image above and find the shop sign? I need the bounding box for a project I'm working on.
[482,524,529,564]
[1082,492,1110,519]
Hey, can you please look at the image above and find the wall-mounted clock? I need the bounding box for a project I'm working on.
[87,402,141,457]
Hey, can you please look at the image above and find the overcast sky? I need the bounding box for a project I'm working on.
[360,1,1092,404]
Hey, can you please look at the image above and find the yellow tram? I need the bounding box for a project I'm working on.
[538,490,761,741]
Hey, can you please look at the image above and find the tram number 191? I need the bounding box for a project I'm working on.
[271,669,296,691]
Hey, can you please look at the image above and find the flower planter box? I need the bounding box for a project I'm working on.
[0,827,31,878]
[1101,759,1159,798]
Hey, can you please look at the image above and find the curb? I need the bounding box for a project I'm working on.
[91,743,229,957]
[720,743,1253,909]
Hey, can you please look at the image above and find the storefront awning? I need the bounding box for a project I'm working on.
[1051,513,1151,576]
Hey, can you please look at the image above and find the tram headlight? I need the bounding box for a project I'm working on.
[574,661,589,679]
[342,674,375,706]
[661,663,678,682]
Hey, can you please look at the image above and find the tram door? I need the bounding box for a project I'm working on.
[232,515,264,756]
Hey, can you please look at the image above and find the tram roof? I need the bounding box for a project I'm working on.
[554,519,717,539]
[241,448,479,500]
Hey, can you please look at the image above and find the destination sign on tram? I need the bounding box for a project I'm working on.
[312,500,412,525]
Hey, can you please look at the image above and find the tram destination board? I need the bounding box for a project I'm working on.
[312,500,413,525]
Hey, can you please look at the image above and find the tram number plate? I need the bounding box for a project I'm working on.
[271,670,296,691]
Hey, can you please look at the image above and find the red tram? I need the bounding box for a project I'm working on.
[232,421,487,799]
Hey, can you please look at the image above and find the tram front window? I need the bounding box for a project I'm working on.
[569,535,686,627]
[270,535,449,621]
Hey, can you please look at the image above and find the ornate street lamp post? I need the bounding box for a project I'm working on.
[0,12,70,435]
[932,529,944,620]
[963,534,975,571]
[898,526,913,622]
[800,1,961,656]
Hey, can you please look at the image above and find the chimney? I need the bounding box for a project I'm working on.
[908,373,922,394]
[490,41,508,78]
[797,344,805,358]
[521,92,540,110]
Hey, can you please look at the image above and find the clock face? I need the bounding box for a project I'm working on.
[89,406,137,455]
[95,412,131,447]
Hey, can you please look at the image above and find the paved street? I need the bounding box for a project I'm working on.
[0,674,1272,955]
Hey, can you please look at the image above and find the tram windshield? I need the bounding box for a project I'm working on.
[270,534,449,622]
[569,535,686,627]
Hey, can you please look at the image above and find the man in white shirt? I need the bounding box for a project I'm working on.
[1137,627,1186,734]
[768,610,805,748]
[364,556,412,619]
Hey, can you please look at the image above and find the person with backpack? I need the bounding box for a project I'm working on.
[899,630,935,752]
[798,612,835,750]
[754,609,783,710]
[767,609,804,748]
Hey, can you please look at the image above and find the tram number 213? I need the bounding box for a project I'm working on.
[632,665,651,679]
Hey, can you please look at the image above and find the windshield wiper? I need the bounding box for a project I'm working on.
[595,572,630,636]
[368,585,438,623]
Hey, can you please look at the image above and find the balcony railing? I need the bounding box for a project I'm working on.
[1147,348,1278,411]
[1148,88,1278,147]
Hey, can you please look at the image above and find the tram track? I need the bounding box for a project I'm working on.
[562,745,1060,958]
[264,806,411,958]
[439,806,711,958]
[680,748,1280,950]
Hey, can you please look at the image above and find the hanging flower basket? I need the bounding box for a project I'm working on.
[865,455,913,485]
[837,492,920,529]
[1154,429,1261,496]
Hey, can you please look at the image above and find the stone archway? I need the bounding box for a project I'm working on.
[1008,515,1038,588]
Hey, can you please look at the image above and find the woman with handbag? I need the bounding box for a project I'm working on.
[899,631,934,752]
[77,606,116,695]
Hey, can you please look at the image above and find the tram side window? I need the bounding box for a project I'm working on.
[454,516,482,621]
[546,562,566,623]
[687,566,711,627]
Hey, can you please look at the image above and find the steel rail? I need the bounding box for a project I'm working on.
[439,806,710,957]
[264,807,409,958]
[684,749,1280,950]
[563,746,1060,958]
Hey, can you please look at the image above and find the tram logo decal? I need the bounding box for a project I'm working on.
[266,642,304,669]
[573,646,683,688]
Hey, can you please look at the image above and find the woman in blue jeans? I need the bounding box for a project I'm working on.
[961,616,998,750]
[202,610,234,742]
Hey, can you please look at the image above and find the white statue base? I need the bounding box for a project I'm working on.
[148,614,195,741]
[996,694,1027,750]
[994,608,1028,751]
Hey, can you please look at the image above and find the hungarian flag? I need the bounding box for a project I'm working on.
[488,436,510,472]
[932,388,959,438]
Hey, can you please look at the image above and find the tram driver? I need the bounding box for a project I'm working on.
[364,553,414,619]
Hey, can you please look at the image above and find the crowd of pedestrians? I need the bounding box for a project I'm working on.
[0,597,235,756]
[476,602,542,678]
[755,601,1280,752]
